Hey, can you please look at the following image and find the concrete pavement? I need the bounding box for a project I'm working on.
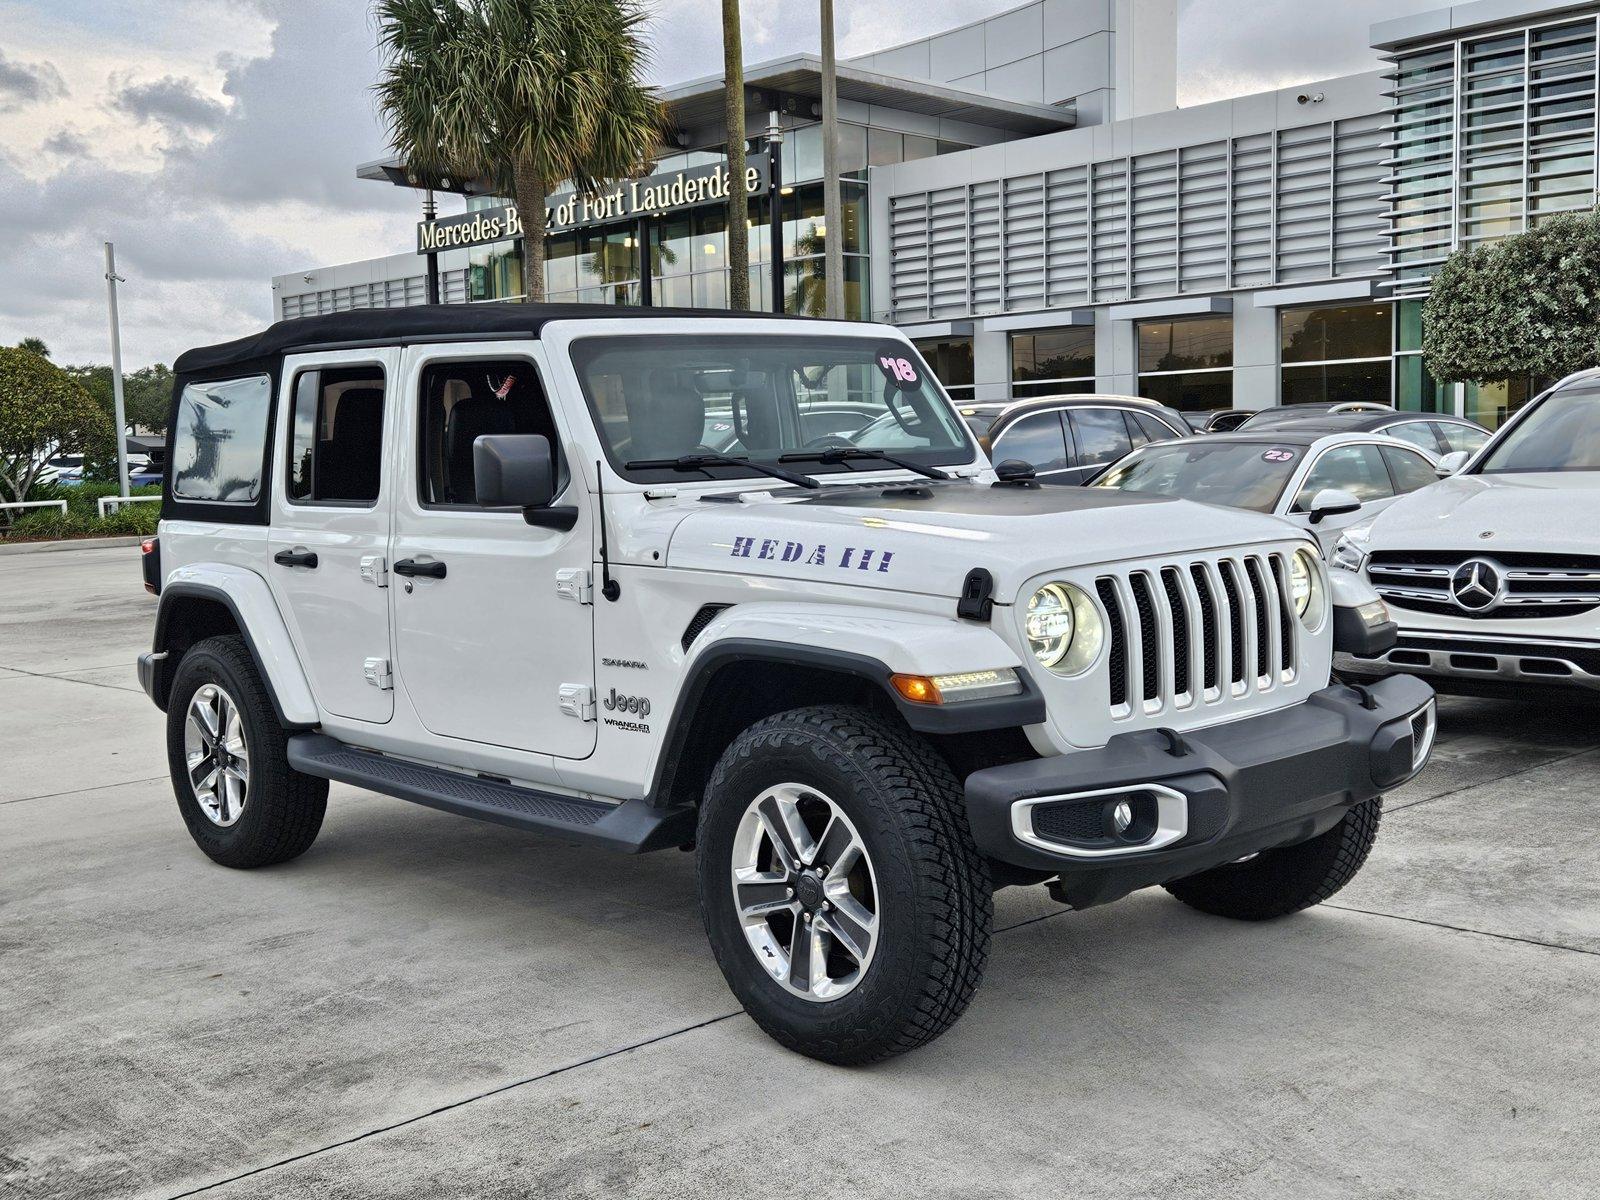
[3,545,1597,1198]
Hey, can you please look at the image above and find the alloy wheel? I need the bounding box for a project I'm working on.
[729,783,880,1001]
[184,683,250,827]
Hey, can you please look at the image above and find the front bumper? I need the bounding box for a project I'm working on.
[1338,631,1600,695]
[965,674,1436,909]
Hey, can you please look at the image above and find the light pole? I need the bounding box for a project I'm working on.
[767,111,785,314]
[422,188,440,304]
[103,242,130,498]
[820,0,845,320]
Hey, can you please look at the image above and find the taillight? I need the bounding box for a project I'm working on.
[141,537,161,596]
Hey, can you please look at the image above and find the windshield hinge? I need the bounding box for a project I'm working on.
[957,568,995,622]
[556,567,593,605]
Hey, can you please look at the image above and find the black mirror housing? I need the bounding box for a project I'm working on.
[474,434,557,510]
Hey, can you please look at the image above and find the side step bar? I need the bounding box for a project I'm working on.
[287,733,695,854]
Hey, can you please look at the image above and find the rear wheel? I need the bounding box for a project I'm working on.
[696,706,992,1065]
[166,635,327,868]
[1163,798,1381,920]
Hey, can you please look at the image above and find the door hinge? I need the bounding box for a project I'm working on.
[360,555,389,588]
[363,657,393,690]
[555,567,593,605]
[558,683,596,721]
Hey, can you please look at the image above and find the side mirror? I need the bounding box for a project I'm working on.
[993,458,1038,486]
[474,434,576,529]
[1436,449,1470,477]
[1307,487,1362,524]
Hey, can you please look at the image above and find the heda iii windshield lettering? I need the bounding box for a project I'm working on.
[730,536,894,573]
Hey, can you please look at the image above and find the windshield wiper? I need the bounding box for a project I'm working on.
[779,447,950,481]
[625,453,820,490]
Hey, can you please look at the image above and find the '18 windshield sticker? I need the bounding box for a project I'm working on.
[731,536,893,573]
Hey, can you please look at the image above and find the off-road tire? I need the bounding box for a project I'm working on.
[1163,797,1382,920]
[166,635,327,868]
[697,705,993,1065]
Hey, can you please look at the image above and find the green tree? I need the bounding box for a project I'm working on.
[65,363,174,434]
[375,0,668,304]
[0,346,111,509]
[17,337,50,359]
[1423,209,1600,384]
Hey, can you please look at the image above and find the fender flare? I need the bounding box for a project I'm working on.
[646,604,1045,803]
[150,569,320,727]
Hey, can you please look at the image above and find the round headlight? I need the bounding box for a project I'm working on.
[1289,551,1313,616]
[1292,548,1326,629]
[1025,583,1075,668]
[1025,582,1104,675]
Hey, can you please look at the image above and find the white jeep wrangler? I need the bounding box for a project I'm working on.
[138,305,1434,1064]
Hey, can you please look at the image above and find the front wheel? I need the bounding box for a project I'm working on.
[696,706,993,1065]
[1163,797,1382,920]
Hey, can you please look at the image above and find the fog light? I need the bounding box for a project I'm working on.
[1111,799,1134,834]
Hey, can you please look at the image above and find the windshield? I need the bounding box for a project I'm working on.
[1090,440,1303,513]
[1479,387,1600,473]
[570,335,974,483]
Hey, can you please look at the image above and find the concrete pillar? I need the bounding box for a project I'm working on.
[1231,296,1280,410]
[1113,0,1178,121]
[973,329,1012,402]
[1098,313,1138,395]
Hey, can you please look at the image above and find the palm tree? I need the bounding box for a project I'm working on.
[17,337,49,359]
[375,0,669,303]
[722,0,749,309]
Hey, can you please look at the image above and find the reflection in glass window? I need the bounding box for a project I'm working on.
[1068,408,1133,468]
[1011,329,1094,399]
[991,412,1069,474]
[1292,444,1394,510]
[1137,316,1234,413]
[1481,387,1600,472]
[171,376,272,503]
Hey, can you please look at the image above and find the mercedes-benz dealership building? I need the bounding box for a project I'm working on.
[273,0,1600,428]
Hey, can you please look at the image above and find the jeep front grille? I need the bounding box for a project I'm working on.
[1369,550,1600,619]
[1098,552,1299,719]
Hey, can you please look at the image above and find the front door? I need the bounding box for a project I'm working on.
[267,351,397,724]
[388,344,597,759]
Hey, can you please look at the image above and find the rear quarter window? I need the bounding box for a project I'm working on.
[171,375,272,503]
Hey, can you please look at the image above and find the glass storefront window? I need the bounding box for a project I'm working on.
[1137,317,1232,412]
[1011,328,1095,399]
[1278,303,1393,406]
[914,336,976,400]
[1280,304,1391,363]
[1138,316,1233,373]
[1465,375,1550,429]
[470,241,526,301]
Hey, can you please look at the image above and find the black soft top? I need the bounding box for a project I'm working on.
[173,302,810,376]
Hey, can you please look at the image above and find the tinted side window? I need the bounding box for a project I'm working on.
[287,367,386,504]
[419,359,559,506]
[1069,408,1134,467]
[1130,412,1176,446]
[1385,420,1445,454]
[1292,444,1394,511]
[1382,445,1439,493]
[1440,422,1490,454]
[991,411,1069,474]
[171,375,272,503]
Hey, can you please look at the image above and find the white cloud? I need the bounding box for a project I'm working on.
[0,0,1451,368]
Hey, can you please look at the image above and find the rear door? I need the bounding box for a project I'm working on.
[387,343,597,760]
[267,350,398,724]
[1064,407,1136,484]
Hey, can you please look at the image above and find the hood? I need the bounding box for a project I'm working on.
[1364,472,1600,554]
[662,479,1306,601]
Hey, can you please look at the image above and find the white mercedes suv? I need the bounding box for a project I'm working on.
[1334,370,1600,694]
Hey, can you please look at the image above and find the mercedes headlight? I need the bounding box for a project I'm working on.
[1331,522,1373,574]
[1292,547,1327,629]
[1025,582,1103,676]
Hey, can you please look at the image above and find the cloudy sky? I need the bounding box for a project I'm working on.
[0,0,1441,367]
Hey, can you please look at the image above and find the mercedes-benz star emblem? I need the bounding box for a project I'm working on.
[1450,559,1503,612]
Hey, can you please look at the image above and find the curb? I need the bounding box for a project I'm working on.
[0,535,145,557]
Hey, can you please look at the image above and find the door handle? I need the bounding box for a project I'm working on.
[273,549,319,569]
[393,558,447,579]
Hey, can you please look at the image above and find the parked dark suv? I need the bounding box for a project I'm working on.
[966,395,1189,485]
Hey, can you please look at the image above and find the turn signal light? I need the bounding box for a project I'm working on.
[890,668,1022,705]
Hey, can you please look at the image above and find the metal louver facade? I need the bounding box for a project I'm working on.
[884,109,1389,323]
